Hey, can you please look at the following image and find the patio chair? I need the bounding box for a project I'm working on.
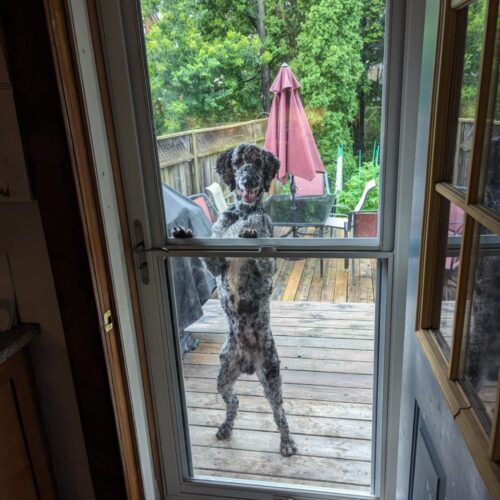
[444,205,464,300]
[349,210,378,274]
[288,173,335,276]
[189,193,217,224]
[324,179,378,268]
[206,182,228,213]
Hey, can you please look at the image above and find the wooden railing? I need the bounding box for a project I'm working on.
[157,118,268,198]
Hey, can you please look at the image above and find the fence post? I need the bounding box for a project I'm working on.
[192,131,201,194]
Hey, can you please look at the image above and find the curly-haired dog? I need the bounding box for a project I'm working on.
[173,144,297,457]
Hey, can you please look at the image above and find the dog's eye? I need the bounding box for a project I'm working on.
[255,158,263,166]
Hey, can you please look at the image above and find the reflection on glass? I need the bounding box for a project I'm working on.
[450,0,487,189]
[479,15,500,215]
[171,257,376,492]
[439,202,464,350]
[140,1,385,239]
[461,224,500,433]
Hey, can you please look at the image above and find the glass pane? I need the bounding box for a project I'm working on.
[438,201,464,351]
[449,0,487,189]
[460,223,500,433]
[479,11,500,215]
[170,256,377,493]
[140,1,386,240]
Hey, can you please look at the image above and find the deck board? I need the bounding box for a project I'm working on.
[268,257,376,302]
[183,300,375,492]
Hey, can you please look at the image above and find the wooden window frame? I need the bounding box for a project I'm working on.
[416,0,500,495]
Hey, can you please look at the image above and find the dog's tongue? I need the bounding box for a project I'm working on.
[243,190,256,203]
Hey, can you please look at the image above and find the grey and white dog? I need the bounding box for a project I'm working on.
[173,144,297,457]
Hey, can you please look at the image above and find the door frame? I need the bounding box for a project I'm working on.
[63,0,428,498]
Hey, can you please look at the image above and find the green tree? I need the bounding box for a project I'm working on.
[292,0,364,188]
[143,0,263,134]
[142,0,385,195]
[353,0,385,155]
[461,0,487,118]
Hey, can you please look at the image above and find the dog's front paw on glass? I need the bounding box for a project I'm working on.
[239,228,258,238]
[172,226,193,239]
[216,422,233,440]
[280,436,297,457]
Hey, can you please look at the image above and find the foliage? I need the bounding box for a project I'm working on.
[292,0,364,187]
[142,0,388,191]
[335,161,379,213]
[264,0,313,68]
[143,0,263,134]
[460,0,487,118]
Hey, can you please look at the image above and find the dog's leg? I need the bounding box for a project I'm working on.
[257,340,297,457]
[216,341,240,440]
[202,256,227,277]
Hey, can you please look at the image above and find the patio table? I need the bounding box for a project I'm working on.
[264,193,335,237]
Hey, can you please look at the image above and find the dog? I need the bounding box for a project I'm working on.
[173,144,297,457]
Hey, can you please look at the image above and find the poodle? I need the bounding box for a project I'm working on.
[173,144,297,457]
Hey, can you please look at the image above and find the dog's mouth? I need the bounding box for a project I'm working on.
[242,188,258,204]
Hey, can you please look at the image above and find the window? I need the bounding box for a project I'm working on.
[416,0,500,490]
[140,0,386,242]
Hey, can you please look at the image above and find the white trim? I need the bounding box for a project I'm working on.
[63,1,157,498]
[384,0,429,497]
[86,0,420,497]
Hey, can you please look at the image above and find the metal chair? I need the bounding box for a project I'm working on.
[443,205,464,300]
[324,179,378,269]
[189,193,217,224]
[206,182,228,214]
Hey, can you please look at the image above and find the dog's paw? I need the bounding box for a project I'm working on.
[172,226,193,239]
[239,228,258,238]
[280,436,297,457]
[216,422,233,440]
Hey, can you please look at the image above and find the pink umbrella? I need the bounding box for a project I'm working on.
[264,64,325,186]
[264,64,325,236]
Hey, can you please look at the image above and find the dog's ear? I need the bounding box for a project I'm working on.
[262,150,280,192]
[216,148,236,191]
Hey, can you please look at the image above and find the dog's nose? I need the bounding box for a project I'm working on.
[242,178,254,189]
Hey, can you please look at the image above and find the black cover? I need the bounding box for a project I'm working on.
[162,184,216,336]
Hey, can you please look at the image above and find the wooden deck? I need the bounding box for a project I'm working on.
[183,300,375,493]
[272,257,376,303]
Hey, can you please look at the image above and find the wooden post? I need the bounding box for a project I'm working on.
[192,131,201,194]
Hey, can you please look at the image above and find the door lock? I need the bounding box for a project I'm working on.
[103,310,113,333]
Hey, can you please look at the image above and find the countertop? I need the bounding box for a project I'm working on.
[0,323,40,365]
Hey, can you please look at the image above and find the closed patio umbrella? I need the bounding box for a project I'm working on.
[264,63,325,225]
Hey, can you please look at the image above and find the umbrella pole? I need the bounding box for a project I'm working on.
[291,175,297,237]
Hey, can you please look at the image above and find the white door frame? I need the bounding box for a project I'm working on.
[63,0,428,497]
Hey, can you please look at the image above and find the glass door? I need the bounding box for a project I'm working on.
[92,0,406,497]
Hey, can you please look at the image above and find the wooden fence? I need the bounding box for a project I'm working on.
[157,117,499,200]
[454,118,500,187]
[157,118,268,199]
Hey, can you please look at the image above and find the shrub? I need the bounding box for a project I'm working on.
[335,161,379,213]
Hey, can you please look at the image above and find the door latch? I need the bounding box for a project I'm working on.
[134,220,150,284]
[103,310,113,333]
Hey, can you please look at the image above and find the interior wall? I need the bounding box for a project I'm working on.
[1,1,129,496]
[0,203,95,500]
[0,29,95,500]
